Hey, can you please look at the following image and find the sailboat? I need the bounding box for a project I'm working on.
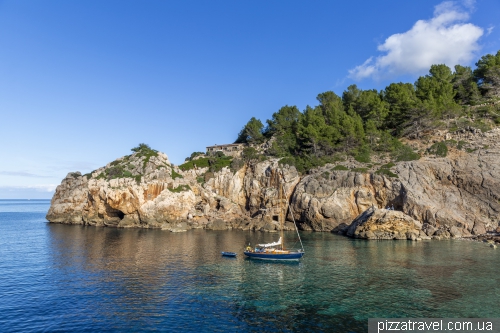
[243,170,305,261]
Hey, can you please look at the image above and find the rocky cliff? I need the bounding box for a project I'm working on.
[289,127,500,239]
[47,128,500,241]
[47,148,301,232]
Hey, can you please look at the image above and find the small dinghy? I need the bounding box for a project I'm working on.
[221,251,237,257]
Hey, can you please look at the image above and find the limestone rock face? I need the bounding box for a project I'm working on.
[388,130,499,237]
[46,151,199,228]
[289,171,400,232]
[189,160,300,230]
[47,152,301,232]
[346,207,423,240]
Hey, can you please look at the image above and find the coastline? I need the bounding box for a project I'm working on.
[47,128,500,243]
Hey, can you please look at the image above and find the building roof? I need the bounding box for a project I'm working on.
[206,143,244,149]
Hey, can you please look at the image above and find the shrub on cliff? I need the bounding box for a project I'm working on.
[179,155,232,173]
[392,141,420,162]
[230,158,244,173]
[354,145,371,163]
[332,165,348,171]
[131,143,157,154]
[278,157,296,168]
[185,151,204,161]
[171,169,183,179]
[179,158,210,171]
[428,141,448,157]
[95,165,134,181]
[279,155,343,174]
[351,167,368,173]
[208,155,232,172]
[168,185,191,193]
[130,143,159,170]
[375,163,398,178]
[241,147,259,161]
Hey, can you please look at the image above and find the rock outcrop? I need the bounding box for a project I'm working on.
[289,171,399,232]
[47,128,500,241]
[345,206,427,240]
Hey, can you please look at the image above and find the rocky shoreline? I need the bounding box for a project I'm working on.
[47,128,500,244]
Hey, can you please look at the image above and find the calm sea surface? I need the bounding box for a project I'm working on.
[1,199,499,332]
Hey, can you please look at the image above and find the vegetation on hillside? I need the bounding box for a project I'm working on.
[179,151,233,173]
[233,50,500,173]
[88,143,170,183]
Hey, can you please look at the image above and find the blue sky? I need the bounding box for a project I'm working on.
[1,0,499,199]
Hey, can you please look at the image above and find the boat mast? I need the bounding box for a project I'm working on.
[279,177,284,250]
[278,167,304,252]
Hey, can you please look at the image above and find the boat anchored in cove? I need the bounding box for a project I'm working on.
[243,237,304,261]
[243,170,304,261]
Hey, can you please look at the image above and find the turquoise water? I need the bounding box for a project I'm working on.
[0,200,499,332]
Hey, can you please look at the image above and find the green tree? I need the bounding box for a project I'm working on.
[235,117,264,143]
[401,105,435,139]
[342,84,361,111]
[452,65,481,105]
[346,107,365,140]
[474,50,500,97]
[353,89,389,128]
[267,133,298,157]
[186,151,204,161]
[298,106,341,156]
[382,82,420,131]
[297,106,331,156]
[364,119,379,148]
[415,64,459,119]
[474,50,500,86]
[338,108,364,152]
[316,91,344,127]
[264,105,301,157]
[265,105,300,136]
[482,67,500,98]
[377,130,397,152]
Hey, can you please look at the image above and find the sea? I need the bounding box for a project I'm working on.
[0,199,499,332]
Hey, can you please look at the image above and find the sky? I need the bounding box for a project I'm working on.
[0,0,499,199]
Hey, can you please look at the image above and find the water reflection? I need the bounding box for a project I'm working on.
[45,225,500,332]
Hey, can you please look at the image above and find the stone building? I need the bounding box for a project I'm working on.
[206,143,245,157]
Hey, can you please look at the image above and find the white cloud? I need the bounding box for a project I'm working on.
[0,184,58,192]
[349,1,484,80]
[0,171,52,178]
[461,0,476,10]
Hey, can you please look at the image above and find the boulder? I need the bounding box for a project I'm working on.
[433,229,451,239]
[449,226,462,238]
[472,222,487,235]
[423,224,437,236]
[346,207,423,240]
[262,222,278,232]
[208,219,228,230]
